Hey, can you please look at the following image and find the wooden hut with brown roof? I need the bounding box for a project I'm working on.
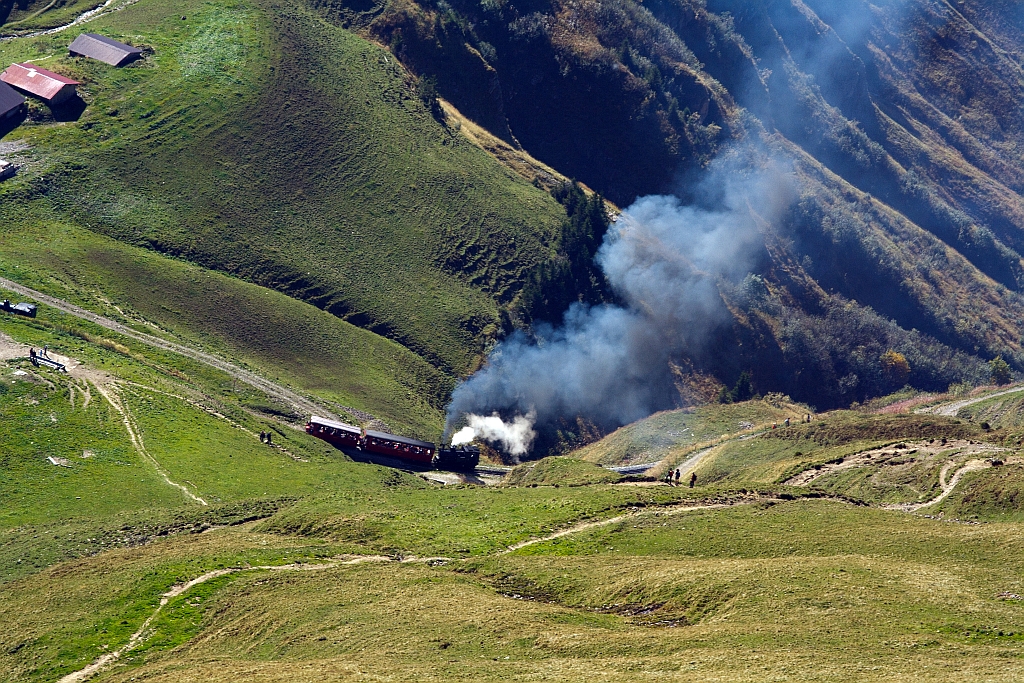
[68,33,143,67]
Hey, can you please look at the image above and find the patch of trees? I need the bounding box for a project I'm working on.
[518,182,614,326]
[724,296,989,410]
[718,371,755,403]
[990,356,1012,386]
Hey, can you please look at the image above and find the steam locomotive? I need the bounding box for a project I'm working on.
[306,415,480,470]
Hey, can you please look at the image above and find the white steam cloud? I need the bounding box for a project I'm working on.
[445,149,794,454]
[450,410,537,456]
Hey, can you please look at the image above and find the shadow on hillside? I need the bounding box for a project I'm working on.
[0,110,26,139]
[50,96,86,122]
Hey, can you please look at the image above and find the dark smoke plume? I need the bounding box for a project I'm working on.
[445,148,795,454]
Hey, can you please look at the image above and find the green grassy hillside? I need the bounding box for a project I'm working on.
[0,0,563,376]
[0,214,451,437]
[7,1,1024,678]
[574,401,802,468]
[503,456,624,487]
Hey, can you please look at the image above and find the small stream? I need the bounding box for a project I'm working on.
[0,0,140,42]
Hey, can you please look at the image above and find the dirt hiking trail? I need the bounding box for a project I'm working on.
[885,456,1023,512]
[916,384,1024,417]
[0,276,341,421]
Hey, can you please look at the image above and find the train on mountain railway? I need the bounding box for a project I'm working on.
[306,415,480,471]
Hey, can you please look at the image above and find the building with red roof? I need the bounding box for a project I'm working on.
[0,63,79,105]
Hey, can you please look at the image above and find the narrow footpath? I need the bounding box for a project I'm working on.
[0,276,340,421]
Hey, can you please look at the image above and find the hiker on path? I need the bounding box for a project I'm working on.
[674,468,681,484]
[259,431,266,443]
[689,472,697,488]
[265,431,272,445]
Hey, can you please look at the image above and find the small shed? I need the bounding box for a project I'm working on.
[0,80,25,120]
[68,33,143,67]
[0,63,80,105]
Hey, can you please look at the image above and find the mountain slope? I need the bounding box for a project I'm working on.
[5,0,1024,416]
[342,0,1024,411]
[0,0,564,376]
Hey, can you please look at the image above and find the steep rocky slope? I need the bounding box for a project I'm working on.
[344,0,1024,409]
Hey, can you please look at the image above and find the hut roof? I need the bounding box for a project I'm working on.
[0,64,79,102]
[0,80,25,117]
[68,33,143,67]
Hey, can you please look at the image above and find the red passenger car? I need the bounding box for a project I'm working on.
[306,415,361,449]
[363,429,435,464]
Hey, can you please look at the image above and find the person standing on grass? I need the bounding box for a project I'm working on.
[259,431,266,443]
[689,472,697,488]
[266,431,272,445]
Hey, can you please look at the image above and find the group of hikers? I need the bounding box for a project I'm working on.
[771,415,812,430]
[666,468,697,488]
[27,345,51,368]
[258,430,273,445]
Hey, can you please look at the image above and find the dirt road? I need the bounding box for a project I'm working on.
[916,384,1024,417]
[885,456,1022,512]
[0,276,337,421]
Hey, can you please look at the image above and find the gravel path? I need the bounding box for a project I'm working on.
[0,276,339,421]
[915,384,1024,417]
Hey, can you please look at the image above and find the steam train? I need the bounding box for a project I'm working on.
[306,415,480,470]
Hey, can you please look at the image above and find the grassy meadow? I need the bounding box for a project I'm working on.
[0,217,452,438]
[3,0,1024,680]
[3,297,1024,681]
[575,400,806,468]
